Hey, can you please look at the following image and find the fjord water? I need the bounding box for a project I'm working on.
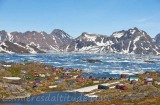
[0,53,160,75]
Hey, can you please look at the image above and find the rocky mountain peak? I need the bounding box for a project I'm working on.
[155,33,160,45]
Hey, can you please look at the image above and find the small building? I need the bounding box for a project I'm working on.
[33,72,39,77]
[93,80,100,84]
[121,74,126,78]
[46,73,51,77]
[32,82,39,88]
[115,84,121,89]
[34,78,41,83]
[120,85,128,90]
[48,85,57,89]
[73,75,78,79]
[98,85,109,89]
[144,77,153,85]
[63,71,72,76]
[3,64,11,67]
[89,76,94,80]
[54,77,59,80]
[128,76,139,81]
[76,76,86,83]
[39,73,46,78]
[24,75,31,80]
[53,68,60,73]
[115,84,128,90]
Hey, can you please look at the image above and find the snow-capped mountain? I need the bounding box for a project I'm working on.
[155,33,160,45]
[66,27,160,55]
[0,41,45,53]
[0,29,73,53]
[0,27,160,54]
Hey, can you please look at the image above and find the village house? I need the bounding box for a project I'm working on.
[63,71,73,79]
[24,75,31,80]
[121,74,127,78]
[33,72,39,77]
[144,77,153,85]
[128,75,139,81]
[76,75,86,83]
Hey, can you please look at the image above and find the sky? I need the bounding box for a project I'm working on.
[0,0,160,38]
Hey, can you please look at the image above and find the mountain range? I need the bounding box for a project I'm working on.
[0,27,160,55]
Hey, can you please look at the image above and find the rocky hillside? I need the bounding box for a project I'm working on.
[0,41,45,53]
[0,29,73,53]
[66,27,160,55]
[155,33,160,45]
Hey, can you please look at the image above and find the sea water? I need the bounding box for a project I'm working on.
[0,53,159,75]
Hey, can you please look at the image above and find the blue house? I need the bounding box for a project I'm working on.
[128,76,139,81]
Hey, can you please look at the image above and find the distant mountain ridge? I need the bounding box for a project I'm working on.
[66,27,160,55]
[0,29,73,53]
[0,27,160,55]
